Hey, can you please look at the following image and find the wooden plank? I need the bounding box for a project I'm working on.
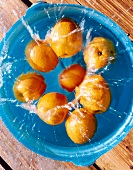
[78,0,133,41]
[0,1,96,169]
[0,119,96,170]
[0,165,4,170]
[30,0,133,41]
[0,0,133,170]
[0,0,27,40]
[96,128,133,170]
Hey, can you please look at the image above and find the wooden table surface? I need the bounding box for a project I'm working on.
[0,0,133,170]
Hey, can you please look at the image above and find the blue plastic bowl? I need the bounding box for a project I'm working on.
[0,2,133,166]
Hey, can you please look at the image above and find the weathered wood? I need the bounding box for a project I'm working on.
[96,128,133,170]
[0,1,95,169]
[0,0,133,170]
[0,0,27,40]
[30,0,133,41]
[0,165,4,170]
[0,119,96,170]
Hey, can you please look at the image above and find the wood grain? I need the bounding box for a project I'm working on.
[96,128,133,170]
[30,0,133,41]
[0,0,27,40]
[0,0,133,170]
[0,165,4,170]
[0,119,96,170]
[0,1,96,169]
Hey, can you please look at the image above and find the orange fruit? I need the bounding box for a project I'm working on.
[13,72,47,102]
[47,18,83,58]
[59,64,86,92]
[37,92,69,125]
[65,108,97,144]
[75,74,111,114]
[25,40,58,72]
[84,37,116,71]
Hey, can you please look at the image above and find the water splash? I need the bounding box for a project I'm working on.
[21,17,42,42]
[20,102,37,114]
[0,2,133,166]
[0,98,16,105]
[0,61,12,88]
[0,3,132,123]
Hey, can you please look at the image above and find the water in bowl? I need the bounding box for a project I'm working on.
[0,3,133,164]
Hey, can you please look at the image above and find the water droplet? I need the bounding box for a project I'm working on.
[13,117,17,123]
[116,41,119,46]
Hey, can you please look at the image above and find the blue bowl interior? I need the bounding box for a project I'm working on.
[0,3,133,166]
